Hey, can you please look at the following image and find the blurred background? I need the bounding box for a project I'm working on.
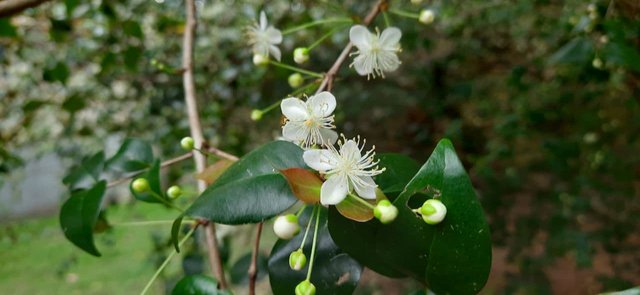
[1,0,639,294]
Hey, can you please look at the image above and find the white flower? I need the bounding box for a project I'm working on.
[349,25,402,79]
[303,137,385,205]
[280,92,338,148]
[419,9,435,25]
[247,11,282,61]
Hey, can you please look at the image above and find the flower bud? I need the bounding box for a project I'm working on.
[132,178,150,193]
[288,73,304,88]
[419,9,435,25]
[373,200,398,224]
[180,136,195,151]
[273,214,301,240]
[166,185,182,199]
[289,249,307,271]
[420,199,447,225]
[293,47,310,64]
[253,54,269,66]
[250,109,263,121]
[295,280,316,295]
[592,58,603,69]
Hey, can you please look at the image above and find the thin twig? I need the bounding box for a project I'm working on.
[182,0,228,289]
[248,222,264,295]
[315,0,387,94]
[0,0,52,17]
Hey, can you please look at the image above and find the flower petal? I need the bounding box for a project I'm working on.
[340,139,362,162]
[269,44,282,61]
[318,128,338,146]
[351,175,376,199]
[352,54,373,76]
[281,97,308,121]
[379,27,402,48]
[307,91,336,117]
[349,25,372,50]
[320,173,349,205]
[303,149,338,171]
[265,27,282,44]
[282,122,306,142]
[259,11,268,30]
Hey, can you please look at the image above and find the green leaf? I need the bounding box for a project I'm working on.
[106,138,154,172]
[185,141,306,224]
[129,159,166,204]
[43,61,70,84]
[123,20,144,39]
[424,139,492,295]
[59,181,107,257]
[62,95,86,113]
[268,206,362,295]
[230,252,268,285]
[62,151,105,191]
[548,37,594,65]
[335,189,386,222]
[600,287,640,295]
[375,153,421,196]
[123,46,143,71]
[172,214,185,252]
[603,42,640,72]
[0,19,17,38]
[172,275,220,295]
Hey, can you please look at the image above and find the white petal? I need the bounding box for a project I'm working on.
[351,175,376,199]
[281,97,308,121]
[379,27,402,48]
[282,122,306,142]
[349,25,372,50]
[259,11,268,30]
[379,51,401,72]
[318,129,338,146]
[307,91,336,117]
[320,174,349,205]
[265,27,282,44]
[340,139,361,162]
[253,43,269,56]
[303,149,338,171]
[352,54,373,76]
[269,45,282,61]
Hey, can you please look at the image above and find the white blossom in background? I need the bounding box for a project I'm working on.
[349,25,402,79]
[280,92,338,148]
[303,137,385,205]
[247,11,283,61]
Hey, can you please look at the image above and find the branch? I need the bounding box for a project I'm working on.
[248,222,264,295]
[0,0,52,17]
[182,0,228,289]
[315,0,387,94]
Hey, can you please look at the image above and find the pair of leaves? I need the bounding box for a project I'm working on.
[328,139,492,295]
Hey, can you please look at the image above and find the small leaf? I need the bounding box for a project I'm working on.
[129,159,166,204]
[196,159,234,185]
[59,181,107,256]
[106,138,153,172]
[335,189,386,222]
[171,214,185,252]
[172,275,219,295]
[280,168,322,204]
[548,37,594,65]
[62,95,86,113]
[62,151,105,191]
[0,18,17,38]
[43,61,70,84]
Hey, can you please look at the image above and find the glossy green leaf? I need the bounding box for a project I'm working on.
[600,286,640,295]
[129,159,166,203]
[172,275,220,295]
[375,153,421,196]
[59,181,107,257]
[185,141,306,224]
[230,252,268,285]
[548,37,594,65]
[62,151,105,191]
[269,206,362,295]
[171,214,185,252]
[106,138,154,172]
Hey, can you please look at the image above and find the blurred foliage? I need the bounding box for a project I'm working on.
[1,0,640,294]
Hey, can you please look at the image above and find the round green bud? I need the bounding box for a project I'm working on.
[273,214,301,240]
[289,249,307,271]
[288,73,304,88]
[420,199,447,225]
[166,185,182,199]
[293,47,310,64]
[373,200,398,224]
[419,9,435,25]
[592,58,603,69]
[180,136,195,151]
[295,280,316,295]
[250,109,263,121]
[132,178,150,193]
[253,54,269,66]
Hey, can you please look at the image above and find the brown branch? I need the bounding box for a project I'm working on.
[248,222,264,295]
[0,0,52,17]
[182,0,228,289]
[315,0,387,94]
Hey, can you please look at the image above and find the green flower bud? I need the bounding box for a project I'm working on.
[180,136,195,151]
[420,199,447,225]
[289,249,307,271]
[273,214,301,240]
[419,9,435,25]
[293,47,310,64]
[253,54,269,66]
[295,280,316,295]
[166,185,182,199]
[250,109,263,121]
[288,73,304,88]
[373,200,398,224]
[132,178,150,193]
[592,58,603,69]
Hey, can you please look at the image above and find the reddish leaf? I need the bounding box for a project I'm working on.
[197,159,234,185]
[280,168,322,204]
[336,189,387,222]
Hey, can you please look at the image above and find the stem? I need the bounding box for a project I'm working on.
[110,220,196,227]
[149,191,185,213]
[383,11,392,26]
[298,206,316,250]
[283,17,353,35]
[305,205,322,281]
[248,222,264,295]
[389,8,420,19]
[181,0,227,289]
[315,0,387,94]
[307,25,345,50]
[290,81,320,96]
[348,192,376,209]
[260,98,283,114]
[140,225,197,295]
[269,60,324,78]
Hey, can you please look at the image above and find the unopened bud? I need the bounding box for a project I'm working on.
[288,73,304,88]
[293,47,310,64]
[180,136,195,151]
[166,185,182,199]
[295,280,316,295]
[592,58,603,69]
[132,178,150,193]
[253,54,269,66]
[273,214,300,240]
[373,200,398,224]
[250,109,263,121]
[420,199,447,225]
[289,249,307,271]
[419,9,435,25]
